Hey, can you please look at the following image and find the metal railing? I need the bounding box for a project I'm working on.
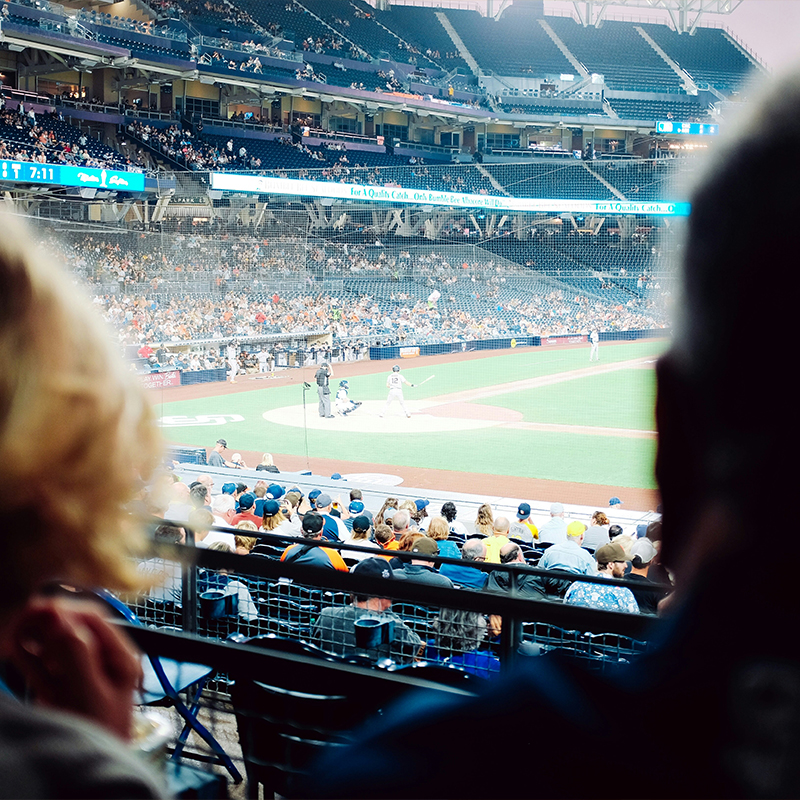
[194,34,301,62]
[199,116,283,133]
[130,526,665,688]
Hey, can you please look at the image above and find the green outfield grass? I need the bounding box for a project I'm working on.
[155,340,666,489]
[478,367,657,430]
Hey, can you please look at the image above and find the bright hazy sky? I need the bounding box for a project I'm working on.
[543,0,800,72]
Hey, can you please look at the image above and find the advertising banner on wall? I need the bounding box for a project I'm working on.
[141,370,181,389]
[210,172,691,216]
[541,335,588,346]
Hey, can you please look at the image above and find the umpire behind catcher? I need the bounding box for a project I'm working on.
[316,361,334,418]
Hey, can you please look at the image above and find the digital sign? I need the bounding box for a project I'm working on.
[210,172,690,216]
[0,161,145,192]
[655,121,719,136]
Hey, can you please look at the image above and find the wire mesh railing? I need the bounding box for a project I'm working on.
[127,526,665,691]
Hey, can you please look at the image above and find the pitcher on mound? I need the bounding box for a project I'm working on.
[380,364,415,418]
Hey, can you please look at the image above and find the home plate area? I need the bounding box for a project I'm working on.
[261,400,518,433]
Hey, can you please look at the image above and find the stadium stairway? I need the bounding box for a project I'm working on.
[435,12,480,77]
[538,18,589,80]
[582,162,627,201]
[635,25,698,94]
[475,164,509,196]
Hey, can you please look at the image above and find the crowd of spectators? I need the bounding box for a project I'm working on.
[126,120,260,170]
[0,106,132,171]
[152,0,267,35]
[43,230,668,351]
[198,50,266,74]
[147,473,670,654]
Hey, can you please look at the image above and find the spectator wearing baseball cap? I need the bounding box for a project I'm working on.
[562,543,639,614]
[259,499,286,533]
[255,482,284,517]
[230,493,261,528]
[349,489,373,522]
[341,515,381,562]
[311,558,421,663]
[267,483,284,500]
[344,500,365,533]
[280,513,348,572]
[537,502,568,545]
[314,492,349,542]
[625,538,667,615]
[393,537,454,588]
[233,483,249,510]
[509,502,538,545]
[411,499,430,531]
[207,438,239,469]
[608,524,635,561]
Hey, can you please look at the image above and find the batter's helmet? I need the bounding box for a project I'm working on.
[339,380,349,388]
[392,365,400,372]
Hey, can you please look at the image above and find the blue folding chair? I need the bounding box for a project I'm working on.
[95,589,242,783]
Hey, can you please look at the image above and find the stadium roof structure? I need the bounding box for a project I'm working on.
[484,0,743,33]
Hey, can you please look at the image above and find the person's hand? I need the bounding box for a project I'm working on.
[297,496,313,516]
[8,596,143,742]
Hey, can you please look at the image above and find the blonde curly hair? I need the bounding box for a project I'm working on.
[0,214,162,602]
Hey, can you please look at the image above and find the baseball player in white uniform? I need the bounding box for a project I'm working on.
[380,365,414,418]
[226,342,238,383]
[589,329,599,361]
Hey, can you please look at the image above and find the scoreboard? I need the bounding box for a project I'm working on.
[0,160,145,192]
[655,121,719,136]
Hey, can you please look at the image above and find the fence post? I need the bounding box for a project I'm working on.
[498,568,519,672]
[182,528,198,634]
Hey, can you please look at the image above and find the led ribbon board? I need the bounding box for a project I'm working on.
[656,121,719,136]
[0,161,145,192]
[210,172,690,216]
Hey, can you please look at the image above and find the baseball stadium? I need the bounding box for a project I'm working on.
[0,0,788,795]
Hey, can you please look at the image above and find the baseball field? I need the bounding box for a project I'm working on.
[151,338,667,510]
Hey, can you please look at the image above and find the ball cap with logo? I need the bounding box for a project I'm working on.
[353,558,394,580]
[302,514,324,535]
